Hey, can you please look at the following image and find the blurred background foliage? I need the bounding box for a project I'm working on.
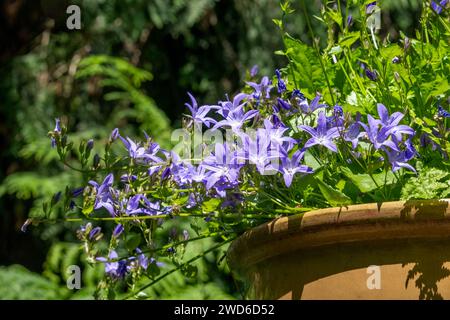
[0,0,422,299]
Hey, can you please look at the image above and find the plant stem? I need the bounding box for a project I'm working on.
[300,0,335,105]
[122,237,235,300]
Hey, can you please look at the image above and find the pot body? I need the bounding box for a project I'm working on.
[227,200,450,300]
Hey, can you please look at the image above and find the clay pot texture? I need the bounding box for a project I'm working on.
[227,199,450,299]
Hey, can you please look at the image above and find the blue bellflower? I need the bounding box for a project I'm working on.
[212,106,259,133]
[201,143,241,190]
[431,0,448,14]
[279,150,313,187]
[298,111,341,152]
[89,174,116,216]
[297,93,327,114]
[247,76,273,103]
[275,69,287,93]
[185,92,217,128]
[236,131,280,174]
[438,105,450,118]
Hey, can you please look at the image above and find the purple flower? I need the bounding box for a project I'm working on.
[404,37,411,51]
[279,150,313,187]
[202,143,241,190]
[326,105,345,128]
[112,224,124,238]
[212,106,259,133]
[186,193,200,209]
[86,139,94,151]
[366,2,377,14]
[124,194,146,215]
[185,92,217,128]
[175,163,208,186]
[51,118,61,148]
[291,89,306,101]
[298,111,341,152]
[21,219,32,233]
[361,116,399,151]
[360,105,415,152]
[250,65,259,77]
[120,174,137,183]
[52,191,62,204]
[270,114,287,129]
[277,98,291,111]
[375,104,415,140]
[119,136,162,165]
[384,148,416,173]
[275,69,287,93]
[365,69,378,81]
[247,76,273,102]
[431,0,448,14]
[97,251,128,280]
[377,104,402,126]
[344,114,363,149]
[297,93,327,113]
[216,93,247,118]
[236,131,280,174]
[72,188,85,200]
[347,15,353,27]
[263,119,297,151]
[135,248,149,270]
[392,56,400,64]
[221,192,244,209]
[54,118,61,133]
[110,128,119,141]
[88,226,102,241]
[438,105,450,118]
[89,173,116,216]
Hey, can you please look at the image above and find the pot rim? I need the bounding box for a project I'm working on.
[227,199,450,271]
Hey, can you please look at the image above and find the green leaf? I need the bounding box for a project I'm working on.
[326,10,343,28]
[148,261,161,278]
[201,198,221,212]
[180,264,198,278]
[315,178,352,207]
[125,233,142,251]
[341,167,396,193]
[304,151,322,171]
[339,32,360,48]
[82,201,94,216]
[284,36,327,95]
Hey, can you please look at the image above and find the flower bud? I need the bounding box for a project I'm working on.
[88,226,103,241]
[110,128,119,142]
[113,224,124,238]
[93,153,100,168]
[86,139,94,151]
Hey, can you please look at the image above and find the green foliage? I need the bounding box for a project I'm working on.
[0,172,72,200]
[76,55,172,146]
[401,165,450,200]
[0,265,66,300]
[275,0,450,208]
[283,36,328,99]
[315,177,353,207]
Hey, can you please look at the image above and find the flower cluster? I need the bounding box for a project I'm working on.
[47,69,419,285]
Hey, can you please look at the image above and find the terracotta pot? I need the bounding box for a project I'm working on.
[227,199,450,300]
